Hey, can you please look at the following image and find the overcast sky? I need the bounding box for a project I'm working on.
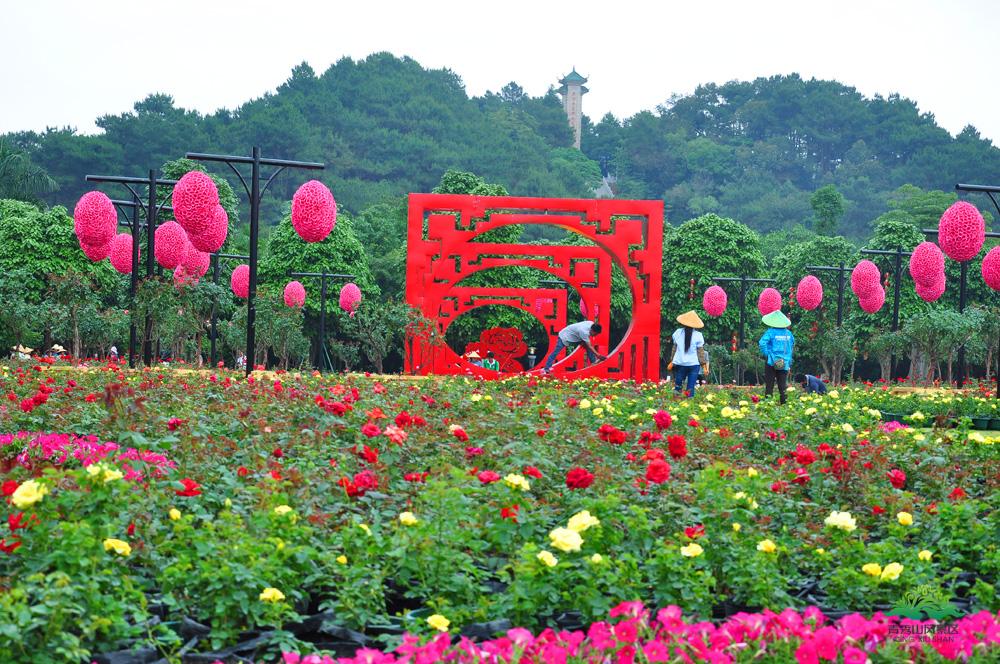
[4,0,998,143]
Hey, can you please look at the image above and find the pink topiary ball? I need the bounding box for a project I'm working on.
[231,264,250,299]
[188,204,228,253]
[291,180,337,243]
[702,285,728,317]
[757,287,782,316]
[79,237,110,261]
[181,240,210,278]
[938,201,986,262]
[859,284,886,313]
[171,171,219,238]
[796,275,823,310]
[981,246,1000,291]
[339,282,362,317]
[915,276,946,302]
[850,260,881,298]
[108,233,137,274]
[909,242,945,286]
[283,280,306,308]
[74,191,117,248]
[154,220,188,269]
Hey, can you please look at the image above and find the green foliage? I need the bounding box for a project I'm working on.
[810,185,846,236]
[661,214,765,349]
[0,140,58,204]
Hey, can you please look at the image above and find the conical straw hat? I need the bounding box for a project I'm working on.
[676,311,704,329]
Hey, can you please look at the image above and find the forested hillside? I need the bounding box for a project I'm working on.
[5,53,999,239]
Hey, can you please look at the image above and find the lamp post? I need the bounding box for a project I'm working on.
[287,271,356,372]
[920,227,1000,386]
[711,275,775,385]
[954,183,1000,397]
[186,148,324,376]
[86,171,177,366]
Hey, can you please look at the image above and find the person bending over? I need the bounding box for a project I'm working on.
[543,321,606,373]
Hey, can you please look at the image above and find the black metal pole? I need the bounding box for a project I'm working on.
[837,264,845,328]
[245,148,261,376]
[210,254,220,366]
[143,170,157,366]
[958,261,968,386]
[319,275,327,372]
[126,197,140,368]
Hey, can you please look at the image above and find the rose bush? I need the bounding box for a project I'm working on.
[0,363,997,661]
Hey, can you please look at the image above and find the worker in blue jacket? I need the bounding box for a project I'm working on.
[758,310,794,404]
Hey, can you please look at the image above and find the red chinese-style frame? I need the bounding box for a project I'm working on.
[404,194,663,381]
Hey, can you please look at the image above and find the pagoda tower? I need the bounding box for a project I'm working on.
[557,68,588,149]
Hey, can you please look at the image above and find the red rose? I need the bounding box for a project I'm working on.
[175,478,202,497]
[523,466,543,479]
[403,472,428,483]
[771,480,788,493]
[272,447,283,459]
[687,418,699,428]
[566,467,595,489]
[354,470,378,492]
[872,505,886,515]
[645,459,671,484]
[478,470,501,484]
[501,504,520,522]
[684,524,705,539]
[1,481,18,497]
[0,537,22,554]
[948,487,967,501]
[361,423,381,438]
[792,445,816,465]
[886,469,906,489]
[792,468,810,484]
[358,445,379,464]
[653,410,673,430]
[395,411,412,428]
[667,435,687,460]
[237,466,249,477]
[452,427,469,442]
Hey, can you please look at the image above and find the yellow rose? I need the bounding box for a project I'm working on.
[918,550,933,561]
[680,542,704,557]
[824,510,857,532]
[747,467,758,477]
[103,538,132,557]
[11,480,48,509]
[399,512,418,526]
[503,474,530,491]
[549,527,583,553]
[567,510,600,533]
[358,523,372,536]
[259,587,285,602]
[589,553,604,564]
[427,614,451,632]
[804,407,817,416]
[536,550,558,567]
[881,562,904,581]
[579,399,592,409]
[756,539,777,554]
[102,467,123,483]
[841,423,855,433]
[897,511,913,526]
[336,554,348,564]
[169,508,181,521]
[470,394,482,402]
[862,563,883,577]
[732,523,741,532]
[274,505,293,516]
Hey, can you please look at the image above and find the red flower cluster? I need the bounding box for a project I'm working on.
[175,478,202,497]
[886,468,906,489]
[645,459,671,484]
[338,470,378,498]
[597,424,627,445]
[666,435,687,459]
[566,467,595,489]
[477,470,501,484]
[652,410,672,430]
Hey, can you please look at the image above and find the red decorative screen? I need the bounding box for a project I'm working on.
[404,194,663,381]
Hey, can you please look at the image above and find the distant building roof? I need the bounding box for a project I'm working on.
[559,68,588,85]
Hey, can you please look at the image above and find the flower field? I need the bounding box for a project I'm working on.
[1,362,998,663]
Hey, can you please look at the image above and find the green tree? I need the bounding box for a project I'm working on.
[810,185,846,236]
[661,214,765,352]
[0,140,58,204]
